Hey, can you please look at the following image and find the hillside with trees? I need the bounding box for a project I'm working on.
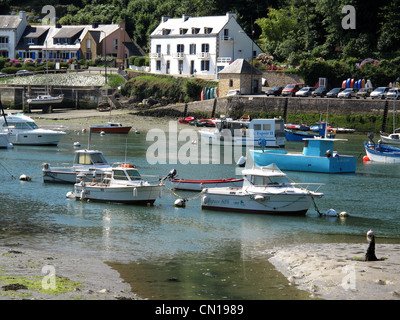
[2,0,400,86]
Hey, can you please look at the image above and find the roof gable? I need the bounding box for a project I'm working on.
[219,59,263,75]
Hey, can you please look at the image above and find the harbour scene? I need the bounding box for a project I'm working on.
[1,0,400,305]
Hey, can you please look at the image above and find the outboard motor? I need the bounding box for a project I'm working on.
[164,169,177,181]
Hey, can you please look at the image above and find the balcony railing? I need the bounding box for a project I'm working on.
[220,36,233,41]
[150,53,163,58]
[172,52,185,58]
[197,52,210,59]
[217,57,232,64]
[0,43,9,49]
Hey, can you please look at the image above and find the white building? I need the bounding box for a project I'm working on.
[0,11,28,58]
[149,12,263,78]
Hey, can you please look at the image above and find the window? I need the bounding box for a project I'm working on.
[192,28,200,34]
[86,52,92,60]
[156,60,161,71]
[167,44,170,55]
[162,29,171,35]
[113,39,118,51]
[177,44,184,53]
[178,60,183,74]
[156,44,161,53]
[201,43,209,53]
[0,37,9,44]
[229,79,233,87]
[201,60,210,71]
[204,27,213,34]
[86,39,91,49]
[189,44,196,55]
[180,28,188,35]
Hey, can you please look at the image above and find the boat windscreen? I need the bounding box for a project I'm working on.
[26,122,39,129]
[90,153,108,165]
[126,169,141,180]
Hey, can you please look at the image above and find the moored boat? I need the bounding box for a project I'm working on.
[73,166,164,205]
[0,113,65,145]
[43,149,112,183]
[199,118,285,147]
[250,137,356,173]
[171,177,244,191]
[90,122,131,134]
[364,140,400,163]
[201,163,324,215]
[27,94,64,105]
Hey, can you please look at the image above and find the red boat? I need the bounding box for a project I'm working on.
[90,122,132,134]
[170,178,244,191]
[178,117,195,124]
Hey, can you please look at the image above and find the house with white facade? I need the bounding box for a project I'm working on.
[0,11,28,58]
[149,12,263,78]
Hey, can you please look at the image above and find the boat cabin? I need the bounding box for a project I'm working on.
[100,167,142,185]
[73,150,109,166]
[302,138,347,157]
[242,165,289,187]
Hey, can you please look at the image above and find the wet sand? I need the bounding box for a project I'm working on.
[268,242,400,300]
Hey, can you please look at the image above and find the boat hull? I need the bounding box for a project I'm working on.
[27,96,64,105]
[9,131,65,145]
[74,184,163,204]
[90,127,132,134]
[43,169,108,184]
[380,135,400,145]
[285,129,316,141]
[201,191,314,215]
[364,142,400,163]
[250,149,356,173]
[171,178,244,191]
[199,131,285,147]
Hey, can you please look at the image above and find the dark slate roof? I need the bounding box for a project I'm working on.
[53,27,84,38]
[219,58,263,75]
[88,30,101,43]
[123,41,145,57]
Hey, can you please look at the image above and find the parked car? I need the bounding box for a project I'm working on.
[356,88,373,99]
[386,88,400,100]
[312,87,328,97]
[338,88,358,99]
[227,89,240,96]
[15,69,35,76]
[0,72,9,77]
[370,87,389,99]
[295,86,315,97]
[265,86,283,96]
[281,83,305,96]
[326,88,344,98]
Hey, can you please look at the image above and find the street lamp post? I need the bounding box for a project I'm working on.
[100,29,107,84]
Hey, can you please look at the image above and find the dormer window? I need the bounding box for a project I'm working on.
[162,29,171,35]
[204,27,213,34]
[192,28,200,34]
[180,28,188,35]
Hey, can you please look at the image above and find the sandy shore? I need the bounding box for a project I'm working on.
[0,245,140,300]
[268,242,400,300]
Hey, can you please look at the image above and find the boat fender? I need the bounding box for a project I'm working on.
[73,141,81,147]
[174,198,186,207]
[325,150,332,158]
[254,194,265,202]
[202,196,209,204]
[339,211,349,217]
[133,188,137,197]
[100,131,106,136]
[66,191,76,199]
[236,156,246,167]
[363,156,370,162]
[325,208,338,217]
[19,174,31,181]
[135,129,140,134]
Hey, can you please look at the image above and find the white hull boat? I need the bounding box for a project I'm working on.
[43,149,112,184]
[199,118,285,147]
[170,178,244,191]
[0,132,13,148]
[201,164,324,216]
[73,165,164,205]
[0,113,65,145]
[27,94,64,105]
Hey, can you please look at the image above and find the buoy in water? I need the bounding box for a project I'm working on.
[82,128,87,133]
[363,156,370,162]
[73,141,81,147]
[339,211,349,217]
[19,174,31,181]
[174,198,186,208]
[325,208,338,217]
[100,131,106,136]
[135,129,140,134]
[66,191,76,199]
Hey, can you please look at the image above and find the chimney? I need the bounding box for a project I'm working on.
[19,11,27,22]
[92,22,99,29]
[56,23,61,28]
[161,16,170,23]
[226,12,237,20]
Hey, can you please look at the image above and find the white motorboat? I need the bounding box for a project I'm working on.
[199,118,285,147]
[0,113,65,145]
[201,163,324,215]
[73,165,164,205]
[27,94,64,105]
[380,132,400,145]
[43,149,112,184]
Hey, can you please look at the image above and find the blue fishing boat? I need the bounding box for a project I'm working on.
[364,141,400,163]
[250,137,356,173]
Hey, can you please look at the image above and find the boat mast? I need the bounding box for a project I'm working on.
[46,42,49,95]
